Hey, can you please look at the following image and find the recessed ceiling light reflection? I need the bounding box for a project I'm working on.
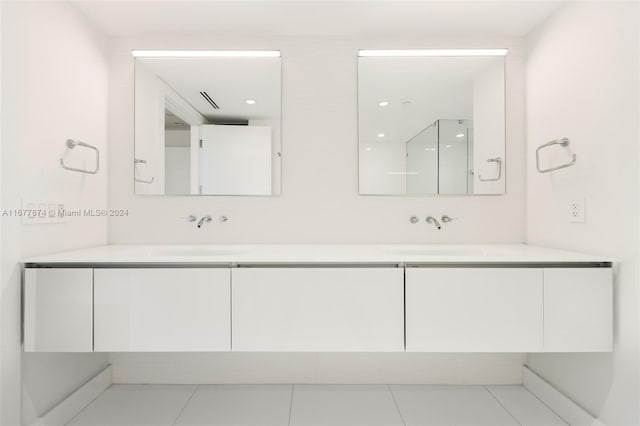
[445,144,452,148]
[245,99,256,105]
[378,101,390,107]
[377,133,385,138]
[456,133,465,138]
[366,147,373,151]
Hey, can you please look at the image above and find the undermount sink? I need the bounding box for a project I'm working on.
[146,247,250,257]
[382,246,487,256]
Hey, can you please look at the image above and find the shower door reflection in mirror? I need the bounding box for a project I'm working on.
[134,51,281,195]
[358,51,505,195]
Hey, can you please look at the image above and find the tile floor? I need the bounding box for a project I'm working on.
[67,384,568,426]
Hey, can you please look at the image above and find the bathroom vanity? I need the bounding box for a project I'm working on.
[22,244,613,354]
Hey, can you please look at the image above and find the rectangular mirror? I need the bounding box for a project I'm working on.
[134,51,281,195]
[358,50,506,195]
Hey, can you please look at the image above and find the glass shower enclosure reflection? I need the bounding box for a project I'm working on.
[406,119,473,195]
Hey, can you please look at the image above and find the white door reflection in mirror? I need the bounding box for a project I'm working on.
[134,51,281,196]
[200,125,272,195]
[358,51,505,195]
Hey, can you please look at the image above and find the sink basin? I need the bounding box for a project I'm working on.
[146,247,250,257]
[382,246,487,256]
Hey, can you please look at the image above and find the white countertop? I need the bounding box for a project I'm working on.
[22,244,614,265]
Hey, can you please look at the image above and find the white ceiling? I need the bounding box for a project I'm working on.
[358,55,502,146]
[72,1,564,39]
[139,56,281,122]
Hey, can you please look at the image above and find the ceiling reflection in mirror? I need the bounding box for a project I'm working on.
[134,52,281,195]
[358,52,506,195]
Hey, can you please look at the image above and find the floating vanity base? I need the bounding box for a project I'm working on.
[23,245,613,354]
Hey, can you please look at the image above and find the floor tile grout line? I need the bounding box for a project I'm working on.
[519,384,571,425]
[484,385,523,426]
[387,384,407,426]
[287,384,295,426]
[172,384,200,426]
[65,384,114,426]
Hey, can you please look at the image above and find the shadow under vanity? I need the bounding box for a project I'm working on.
[23,244,612,354]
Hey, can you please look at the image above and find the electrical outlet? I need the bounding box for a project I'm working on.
[21,199,65,224]
[569,199,586,223]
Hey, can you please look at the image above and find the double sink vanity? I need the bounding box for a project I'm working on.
[23,244,613,354]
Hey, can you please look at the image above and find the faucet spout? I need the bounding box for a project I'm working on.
[426,216,442,230]
[197,215,212,228]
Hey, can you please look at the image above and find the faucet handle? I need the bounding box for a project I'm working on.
[409,216,419,224]
[441,215,457,223]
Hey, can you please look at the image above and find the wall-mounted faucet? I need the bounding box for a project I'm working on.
[197,215,212,228]
[187,214,228,228]
[426,216,442,230]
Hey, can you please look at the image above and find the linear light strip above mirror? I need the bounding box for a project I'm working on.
[358,49,508,57]
[131,50,281,58]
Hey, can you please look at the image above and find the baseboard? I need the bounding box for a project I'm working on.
[32,365,112,426]
[522,366,606,426]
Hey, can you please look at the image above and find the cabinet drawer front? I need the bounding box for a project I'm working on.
[406,268,543,352]
[24,268,93,352]
[544,268,613,352]
[232,268,404,352]
[94,268,230,352]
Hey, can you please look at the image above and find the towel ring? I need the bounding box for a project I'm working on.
[60,139,99,174]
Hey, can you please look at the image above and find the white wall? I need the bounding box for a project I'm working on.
[525,3,639,426]
[109,352,524,385]
[165,129,190,147]
[473,59,505,194]
[108,36,527,384]
[109,36,526,244]
[134,62,165,195]
[165,146,190,195]
[0,1,4,422]
[250,118,282,195]
[1,2,111,425]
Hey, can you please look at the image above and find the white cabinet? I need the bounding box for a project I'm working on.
[406,268,544,352]
[232,268,404,351]
[94,268,230,352]
[544,268,613,352]
[24,268,93,352]
[23,262,613,354]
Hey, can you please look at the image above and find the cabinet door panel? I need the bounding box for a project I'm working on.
[406,268,543,352]
[232,268,404,351]
[94,268,230,351]
[24,268,93,352]
[544,268,613,352]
